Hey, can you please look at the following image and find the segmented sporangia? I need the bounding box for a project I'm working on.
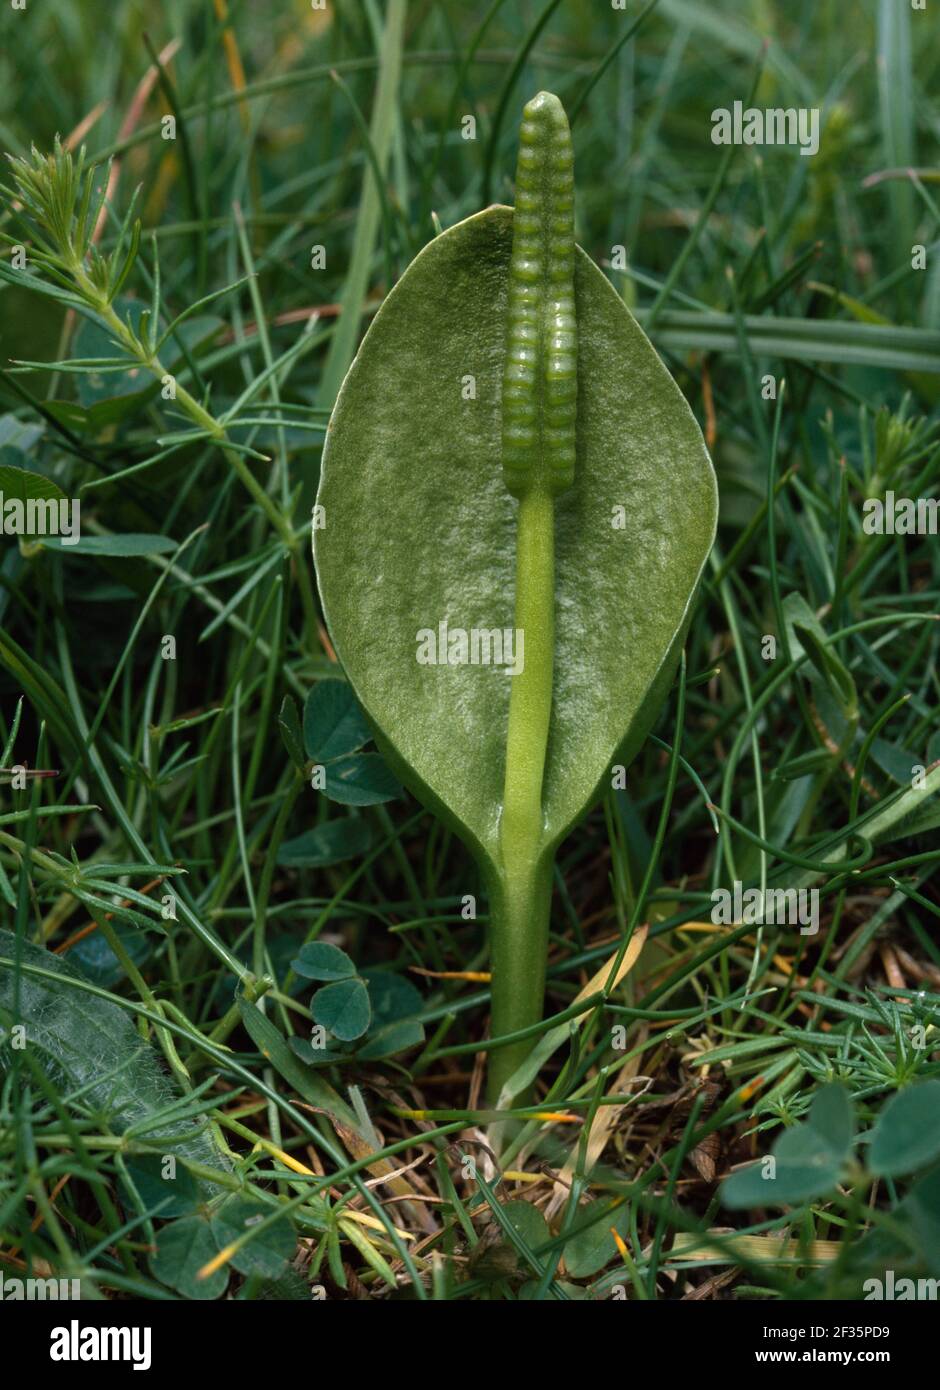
[501,91,578,498]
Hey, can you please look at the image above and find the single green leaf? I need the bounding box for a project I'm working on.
[208,1198,295,1278]
[361,969,424,1025]
[0,456,67,509]
[907,1166,940,1276]
[311,976,372,1041]
[562,1198,631,1278]
[303,677,373,762]
[893,799,940,840]
[722,1123,843,1208]
[314,203,715,873]
[292,941,357,982]
[805,281,938,403]
[276,817,373,868]
[355,1016,424,1059]
[37,532,177,556]
[807,1082,855,1159]
[783,592,857,718]
[322,752,402,806]
[869,1082,940,1177]
[0,930,229,1186]
[502,1198,550,1249]
[870,736,920,785]
[871,760,940,844]
[277,694,306,773]
[634,308,940,375]
[151,1216,228,1300]
[121,1154,202,1219]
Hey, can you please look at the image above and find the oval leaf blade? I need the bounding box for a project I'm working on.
[869,1081,940,1177]
[303,677,373,762]
[315,206,716,872]
[292,940,357,981]
[311,976,372,1041]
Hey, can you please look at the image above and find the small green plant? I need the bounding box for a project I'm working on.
[280,678,402,806]
[314,91,717,1107]
[722,1080,940,1285]
[0,139,321,639]
[289,941,425,1060]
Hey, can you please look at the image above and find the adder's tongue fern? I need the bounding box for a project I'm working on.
[313,89,717,1113]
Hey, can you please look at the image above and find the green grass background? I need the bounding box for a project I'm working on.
[0,0,939,1301]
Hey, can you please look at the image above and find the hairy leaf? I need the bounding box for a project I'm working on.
[0,930,228,1182]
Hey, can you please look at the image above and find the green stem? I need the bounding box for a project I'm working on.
[486,857,554,1106]
[487,91,577,1107]
[500,487,555,856]
[488,488,556,1105]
